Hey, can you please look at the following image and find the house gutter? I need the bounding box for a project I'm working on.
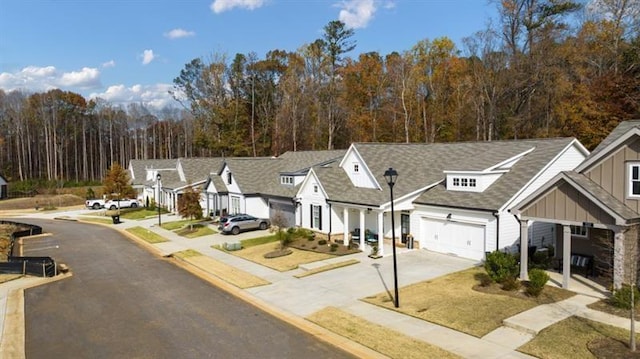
[327,201,332,242]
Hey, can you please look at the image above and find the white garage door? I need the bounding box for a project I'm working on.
[421,218,486,260]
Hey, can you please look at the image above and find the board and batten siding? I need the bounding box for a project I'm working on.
[584,137,640,214]
[521,181,616,225]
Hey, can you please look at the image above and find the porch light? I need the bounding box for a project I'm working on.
[384,167,400,308]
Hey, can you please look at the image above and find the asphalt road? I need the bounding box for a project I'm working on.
[21,219,354,359]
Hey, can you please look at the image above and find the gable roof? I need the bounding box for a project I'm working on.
[314,138,580,210]
[576,119,640,173]
[222,150,346,198]
[128,159,178,185]
[415,138,580,211]
[515,171,639,225]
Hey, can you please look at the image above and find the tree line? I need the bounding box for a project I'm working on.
[0,0,638,184]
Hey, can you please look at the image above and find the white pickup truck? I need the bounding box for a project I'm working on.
[105,198,141,210]
[85,199,106,210]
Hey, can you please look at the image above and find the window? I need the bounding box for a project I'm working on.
[311,204,322,229]
[353,164,359,173]
[313,185,318,193]
[630,163,640,197]
[453,178,460,186]
[231,197,240,214]
[469,178,476,187]
[570,225,588,237]
[227,172,232,185]
[461,178,468,187]
[280,176,293,185]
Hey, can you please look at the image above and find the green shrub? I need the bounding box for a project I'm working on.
[529,251,551,270]
[330,243,338,252]
[526,268,550,297]
[501,276,521,291]
[484,250,519,284]
[611,284,640,310]
[318,239,327,245]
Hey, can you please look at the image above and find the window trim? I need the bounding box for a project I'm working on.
[628,162,640,198]
[570,225,588,238]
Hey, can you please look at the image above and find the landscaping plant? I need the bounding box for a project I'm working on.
[526,268,550,297]
[484,250,519,285]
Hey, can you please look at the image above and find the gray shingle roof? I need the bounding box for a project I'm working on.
[128,159,178,185]
[224,150,346,198]
[587,120,640,161]
[415,138,577,211]
[178,158,224,184]
[316,138,576,210]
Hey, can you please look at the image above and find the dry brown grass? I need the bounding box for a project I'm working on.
[228,242,335,272]
[0,194,84,211]
[177,254,270,289]
[362,266,574,337]
[519,316,640,359]
[307,307,461,359]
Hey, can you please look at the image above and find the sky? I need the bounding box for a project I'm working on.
[0,0,499,111]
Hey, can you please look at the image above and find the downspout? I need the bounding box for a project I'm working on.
[327,202,332,242]
[493,212,500,252]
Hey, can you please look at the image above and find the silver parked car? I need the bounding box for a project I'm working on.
[219,214,270,235]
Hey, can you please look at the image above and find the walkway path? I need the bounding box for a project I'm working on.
[2,209,639,358]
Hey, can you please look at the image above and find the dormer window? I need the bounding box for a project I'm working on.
[448,175,484,192]
[280,175,294,185]
[453,178,460,186]
[353,164,359,173]
[628,163,640,198]
[469,178,476,187]
[461,178,468,187]
[313,185,318,193]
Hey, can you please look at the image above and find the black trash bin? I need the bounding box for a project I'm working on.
[111,215,120,224]
[407,235,414,249]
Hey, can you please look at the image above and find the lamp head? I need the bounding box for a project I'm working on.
[156,173,161,181]
[383,167,398,186]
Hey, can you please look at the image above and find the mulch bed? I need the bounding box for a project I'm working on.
[287,237,361,256]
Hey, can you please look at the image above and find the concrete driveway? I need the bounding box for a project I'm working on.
[246,249,478,317]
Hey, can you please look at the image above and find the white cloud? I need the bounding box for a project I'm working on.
[164,28,195,39]
[141,49,155,65]
[0,65,102,93]
[210,0,265,14]
[59,67,101,88]
[336,0,377,29]
[89,83,177,110]
[102,60,116,68]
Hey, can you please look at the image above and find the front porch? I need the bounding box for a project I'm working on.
[546,270,609,299]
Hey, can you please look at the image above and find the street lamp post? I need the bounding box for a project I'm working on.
[157,173,162,227]
[384,167,399,308]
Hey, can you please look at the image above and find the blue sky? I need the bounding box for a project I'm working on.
[0,0,498,110]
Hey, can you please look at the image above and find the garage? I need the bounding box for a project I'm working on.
[269,201,296,227]
[421,218,486,260]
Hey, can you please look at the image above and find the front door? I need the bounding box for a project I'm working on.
[401,213,410,244]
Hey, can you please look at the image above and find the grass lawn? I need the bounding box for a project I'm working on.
[175,224,215,238]
[519,316,640,358]
[225,241,335,272]
[125,226,168,244]
[119,208,166,220]
[240,234,279,247]
[78,216,115,225]
[307,307,461,359]
[362,266,575,337]
[173,251,270,288]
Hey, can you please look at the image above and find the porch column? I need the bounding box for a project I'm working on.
[613,229,625,290]
[377,211,385,256]
[519,220,529,281]
[343,207,349,246]
[359,210,365,250]
[562,225,571,289]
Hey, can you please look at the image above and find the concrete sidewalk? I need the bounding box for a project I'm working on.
[2,210,637,358]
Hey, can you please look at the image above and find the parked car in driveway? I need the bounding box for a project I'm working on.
[85,198,106,209]
[219,214,270,235]
[105,198,141,210]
